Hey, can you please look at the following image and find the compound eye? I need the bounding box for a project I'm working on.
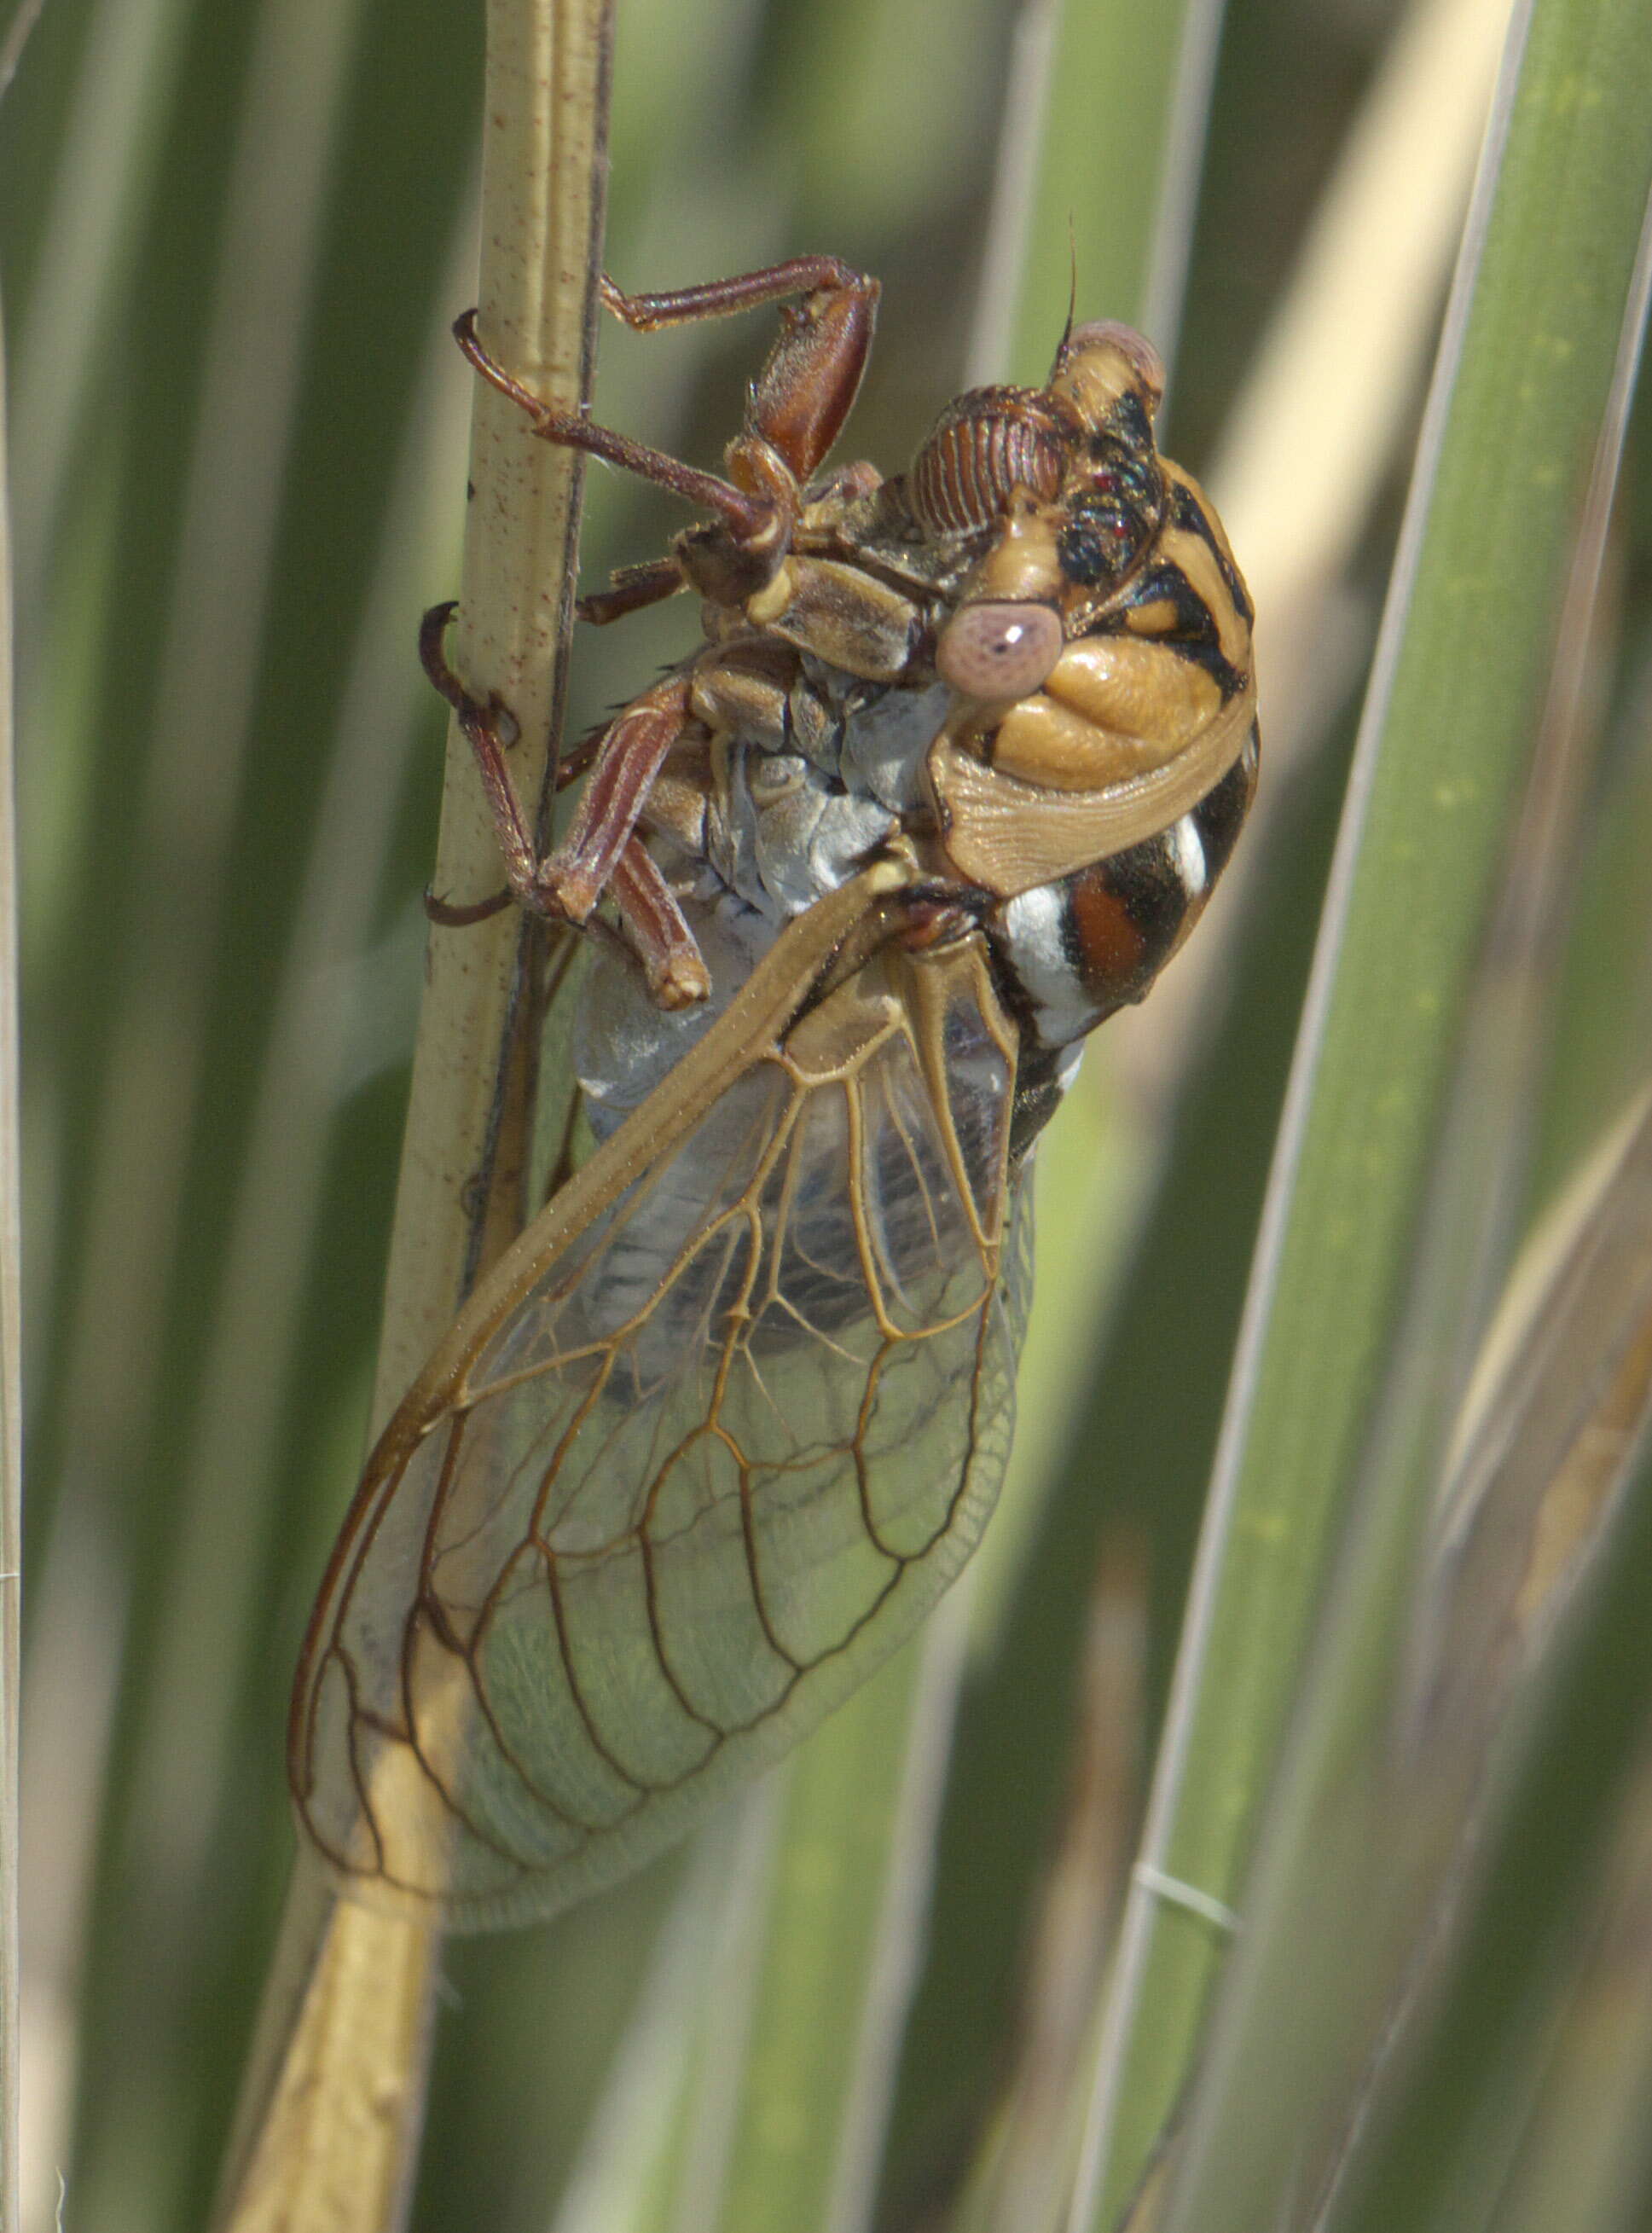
[936,601,1064,701]
[1065,321,1166,408]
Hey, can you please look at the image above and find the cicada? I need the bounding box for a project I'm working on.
[290,259,1258,1928]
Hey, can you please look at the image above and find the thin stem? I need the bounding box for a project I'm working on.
[0,289,24,2233]
[210,3,615,2228]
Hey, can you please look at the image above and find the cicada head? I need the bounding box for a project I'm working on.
[914,322,1174,716]
[922,318,1256,913]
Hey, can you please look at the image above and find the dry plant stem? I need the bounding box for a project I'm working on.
[0,300,23,2233]
[211,3,614,2229]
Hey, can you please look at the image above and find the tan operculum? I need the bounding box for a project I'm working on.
[988,637,1223,792]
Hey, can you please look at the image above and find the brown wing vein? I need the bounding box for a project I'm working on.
[293,907,1032,1924]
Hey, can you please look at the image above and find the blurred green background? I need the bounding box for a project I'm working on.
[8,0,1652,2228]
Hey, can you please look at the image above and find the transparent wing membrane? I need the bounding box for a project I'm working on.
[292,918,1031,1928]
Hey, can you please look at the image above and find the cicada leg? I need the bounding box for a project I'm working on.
[418,604,710,1000]
[438,259,882,995]
[419,599,525,926]
[545,670,694,923]
[455,310,776,552]
[609,838,710,1008]
[575,558,687,629]
[457,258,879,618]
[597,257,879,490]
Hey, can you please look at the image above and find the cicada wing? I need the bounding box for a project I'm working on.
[292,917,1032,1929]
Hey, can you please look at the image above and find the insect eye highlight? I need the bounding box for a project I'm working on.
[936,601,1064,701]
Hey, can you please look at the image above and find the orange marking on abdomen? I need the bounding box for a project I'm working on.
[1068,868,1148,988]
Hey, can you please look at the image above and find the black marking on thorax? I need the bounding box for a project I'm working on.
[1168,480,1255,628]
[1118,560,1246,701]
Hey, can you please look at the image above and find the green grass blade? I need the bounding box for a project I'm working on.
[1330,1401,1652,2233]
[1071,2,1652,2219]
[1009,0,1214,379]
[1469,1735,1652,2233]
[0,287,21,2233]
[540,1799,779,2233]
[1153,1056,1652,2232]
[707,1618,969,2233]
[1533,658,1652,1202]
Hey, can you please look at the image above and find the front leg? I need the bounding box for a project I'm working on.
[598,258,879,490]
[454,310,777,553]
[455,259,879,624]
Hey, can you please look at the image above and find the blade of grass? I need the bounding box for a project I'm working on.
[963,0,1058,389]
[544,1793,780,2233]
[1475,1726,1652,2233]
[0,0,43,92]
[0,289,22,2233]
[1533,655,1652,1202]
[212,3,615,2227]
[1327,1401,1652,2233]
[23,0,371,2209]
[895,12,1512,2207]
[42,0,363,1678]
[948,1540,1149,2233]
[1008,0,1215,385]
[1069,3,1652,2221]
[126,183,474,1960]
[1155,1062,1652,2232]
[708,1606,971,2233]
[1110,0,1511,1115]
[1209,0,1510,740]
[6,0,193,640]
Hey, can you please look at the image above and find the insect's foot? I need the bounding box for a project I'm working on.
[451,310,560,434]
[535,860,601,925]
[648,950,712,1009]
[417,602,520,750]
[425,884,513,929]
[417,600,474,710]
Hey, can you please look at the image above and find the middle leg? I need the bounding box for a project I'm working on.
[420,604,712,1002]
